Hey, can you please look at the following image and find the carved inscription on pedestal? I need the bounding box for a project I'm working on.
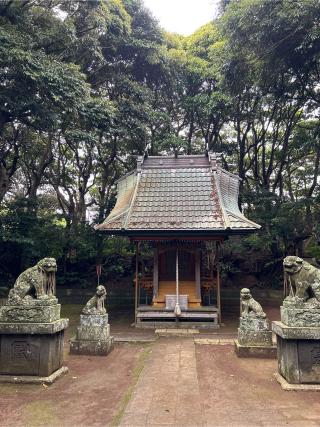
[11,341,36,363]
[297,341,320,383]
[0,337,40,375]
[311,345,320,367]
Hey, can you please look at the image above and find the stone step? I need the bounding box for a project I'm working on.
[195,338,234,345]
[155,328,199,337]
[114,335,157,343]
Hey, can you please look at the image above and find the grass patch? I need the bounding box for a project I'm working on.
[110,344,152,427]
[23,400,57,427]
[0,383,36,394]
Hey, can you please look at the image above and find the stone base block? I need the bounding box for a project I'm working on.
[239,316,269,330]
[238,328,273,347]
[76,324,110,341]
[274,373,320,391]
[79,313,108,326]
[281,306,320,327]
[70,336,114,356]
[0,303,61,323]
[234,340,277,358]
[0,366,68,385]
[0,319,68,377]
[0,318,68,335]
[272,321,320,384]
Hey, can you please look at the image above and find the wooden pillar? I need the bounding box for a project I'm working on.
[135,241,139,326]
[174,246,181,316]
[216,241,221,324]
[195,248,201,300]
[153,246,159,299]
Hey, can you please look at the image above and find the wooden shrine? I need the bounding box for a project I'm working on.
[96,152,260,328]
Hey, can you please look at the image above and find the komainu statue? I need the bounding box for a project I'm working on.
[70,284,113,355]
[82,285,107,315]
[236,288,273,351]
[7,258,57,305]
[283,256,320,308]
[240,288,266,319]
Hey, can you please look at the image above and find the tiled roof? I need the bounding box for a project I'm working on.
[96,153,260,234]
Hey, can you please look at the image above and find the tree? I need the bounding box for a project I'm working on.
[0,0,90,202]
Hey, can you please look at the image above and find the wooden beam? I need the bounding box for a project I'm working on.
[130,236,225,242]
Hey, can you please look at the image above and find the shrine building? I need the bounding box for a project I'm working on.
[96,152,260,328]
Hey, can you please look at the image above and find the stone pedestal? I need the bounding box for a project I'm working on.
[70,314,114,356]
[0,317,69,384]
[272,321,320,387]
[0,301,60,323]
[235,316,276,358]
[281,306,320,328]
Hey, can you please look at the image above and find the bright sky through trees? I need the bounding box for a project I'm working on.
[143,0,219,35]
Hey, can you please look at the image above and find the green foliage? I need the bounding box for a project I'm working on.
[1,0,320,290]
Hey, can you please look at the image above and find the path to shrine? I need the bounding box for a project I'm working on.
[120,338,320,427]
[2,337,320,426]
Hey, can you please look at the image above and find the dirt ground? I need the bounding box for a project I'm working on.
[0,343,148,427]
[2,302,319,427]
[196,344,320,426]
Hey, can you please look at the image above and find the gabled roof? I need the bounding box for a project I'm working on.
[96,153,261,236]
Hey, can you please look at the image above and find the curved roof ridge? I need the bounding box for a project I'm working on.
[226,209,261,229]
[217,166,242,181]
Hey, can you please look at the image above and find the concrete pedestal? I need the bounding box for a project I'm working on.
[0,318,69,383]
[70,314,114,356]
[272,321,320,385]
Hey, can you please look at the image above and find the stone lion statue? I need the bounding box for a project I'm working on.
[240,288,266,318]
[7,258,57,305]
[283,256,320,307]
[82,285,107,315]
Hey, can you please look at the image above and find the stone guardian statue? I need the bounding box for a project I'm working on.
[70,285,114,356]
[272,256,320,388]
[0,258,68,384]
[235,288,275,358]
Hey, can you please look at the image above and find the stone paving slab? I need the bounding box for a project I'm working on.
[119,338,204,427]
[119,338,320,427]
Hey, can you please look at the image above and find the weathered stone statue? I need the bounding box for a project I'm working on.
[70,285,114,356]
[235,288,275,358]
[282,256,320,326]
[82,284,106,315]
[7,258,57,305]
[0,258,68,384]
[240,287,267,318]
[272,256,320,389]
[0,258,60,324]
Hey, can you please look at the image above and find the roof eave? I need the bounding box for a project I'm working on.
[95,227,260,237]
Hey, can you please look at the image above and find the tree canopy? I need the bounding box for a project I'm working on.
[1,0,320,288]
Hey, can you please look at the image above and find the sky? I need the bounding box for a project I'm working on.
[143,0,220,36]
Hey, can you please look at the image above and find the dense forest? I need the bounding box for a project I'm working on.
[1,0,320,290]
